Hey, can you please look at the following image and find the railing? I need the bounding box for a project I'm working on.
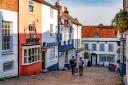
[26,37,40,45]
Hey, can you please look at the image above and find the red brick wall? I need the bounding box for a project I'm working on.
[82,26,116,38]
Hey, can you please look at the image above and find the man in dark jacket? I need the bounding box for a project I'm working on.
[70,56,76,75]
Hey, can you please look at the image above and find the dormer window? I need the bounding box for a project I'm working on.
[28,0,34,13]
[95,32,99,38]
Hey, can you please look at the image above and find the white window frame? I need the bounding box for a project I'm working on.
[2,20,13,52]
[91,43,97,51]
[28,0,34,13]
[99,43,105,51]
[108,44,114,52]
[22,45,41,65]
[84,43,89,50]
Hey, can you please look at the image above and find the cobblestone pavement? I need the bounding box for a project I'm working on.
[0,67,123,85]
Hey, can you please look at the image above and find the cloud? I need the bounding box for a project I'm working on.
[68,4,123,25]
[46,0,123,25]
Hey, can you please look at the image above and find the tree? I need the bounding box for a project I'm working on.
[112,9,128,32]
[84,50,89,59]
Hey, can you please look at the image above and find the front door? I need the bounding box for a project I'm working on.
[59,53,65,69]
[91,54,97,66]
[92,56,96,65]
[42,51,45,69]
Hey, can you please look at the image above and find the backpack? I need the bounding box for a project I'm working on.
[70,59,76,66]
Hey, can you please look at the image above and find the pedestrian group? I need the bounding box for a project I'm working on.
[70,56,84,76]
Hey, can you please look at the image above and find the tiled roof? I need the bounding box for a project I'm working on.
[43,1,58,10]
[59,12,82,26]
[82,25,116,38]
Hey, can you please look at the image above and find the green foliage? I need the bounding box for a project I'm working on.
[112,9,128,32]
[0,77,5,81]
[84,50,89,59]
[117,47,121,59]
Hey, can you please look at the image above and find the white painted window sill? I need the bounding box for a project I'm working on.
[22,60,41,66]
[1,51,13,55]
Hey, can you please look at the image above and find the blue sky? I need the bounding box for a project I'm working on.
[47,0,123,25]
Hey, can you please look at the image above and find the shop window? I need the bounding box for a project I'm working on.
[49,47,55,60]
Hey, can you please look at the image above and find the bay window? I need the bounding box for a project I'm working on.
[22,45,40,65]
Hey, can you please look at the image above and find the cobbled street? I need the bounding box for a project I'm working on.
[0,67,123,85]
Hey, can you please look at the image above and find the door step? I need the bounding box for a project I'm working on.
[42,69,50,73]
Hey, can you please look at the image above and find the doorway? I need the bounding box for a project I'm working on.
[42,50,45,69]
[91,53,97,66]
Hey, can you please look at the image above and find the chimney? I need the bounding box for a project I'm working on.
[64,7,69,14]
[55,0,62,13]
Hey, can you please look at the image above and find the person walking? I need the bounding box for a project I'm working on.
[78,57,84,76]
[70,56,76,75]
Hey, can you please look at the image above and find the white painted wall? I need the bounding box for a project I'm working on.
[42,4,58,69]
[45,46,58,69]
[73,24,82,49]
[0,9,18,78]
[60,27,71,45]
[82,38,119,66]
[42,4,58,43]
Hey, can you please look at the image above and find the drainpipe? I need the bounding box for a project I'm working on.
[76,25,79,68]
[57,10,60,70]
[17,0,19,77]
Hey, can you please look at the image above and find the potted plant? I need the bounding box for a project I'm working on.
[84,49,90,66]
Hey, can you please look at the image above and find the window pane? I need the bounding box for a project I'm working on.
[84,43,88,50]
[24,49,27,56]
[2,21,12,51]
[24,57,27,64]
[100,44,105,51]
[3,61,13,72]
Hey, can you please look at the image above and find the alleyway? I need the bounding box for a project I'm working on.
[0,67,123,85]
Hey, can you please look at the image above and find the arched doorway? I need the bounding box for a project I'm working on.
[91,53,97,66]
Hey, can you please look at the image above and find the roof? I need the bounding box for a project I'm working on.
[82,25,116,38]
[124,0,128,11]
[59,12,82,26]
[43,1,58,10]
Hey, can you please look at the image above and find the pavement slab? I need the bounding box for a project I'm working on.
[0,67,123,85]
